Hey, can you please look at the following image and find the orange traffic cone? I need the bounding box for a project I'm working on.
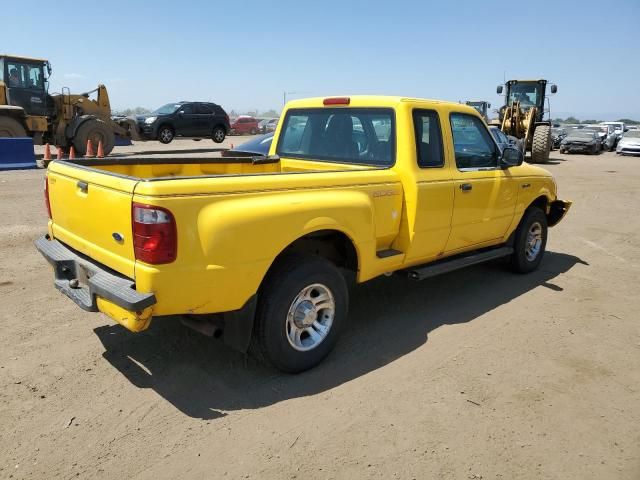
[86,139,95,158]
[56,146,63,160]
[43,143,52,161]
[97,140,105,158]
[69,146,76,159]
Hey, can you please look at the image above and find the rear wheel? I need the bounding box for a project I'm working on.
[157,125,174,144]
[249,128,257,135]
[212,126,226,143]
[510,208,547,274]
[531,125,551,163]
[73,119,115,156]
[0,116,27,137]
[252,254,348,373]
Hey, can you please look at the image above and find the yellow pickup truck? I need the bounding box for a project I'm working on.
[36,95,570,372]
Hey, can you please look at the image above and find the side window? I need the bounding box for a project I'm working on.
[196,104,213,114]
[413,109,444,168]
[450,113,497,169]
[180,104,194,114]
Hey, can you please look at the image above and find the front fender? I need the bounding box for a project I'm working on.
[65,114,97,139]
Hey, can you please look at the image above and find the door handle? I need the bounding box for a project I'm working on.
[521,183,531,189]
[77,181,88,193]
[459,183,473,192]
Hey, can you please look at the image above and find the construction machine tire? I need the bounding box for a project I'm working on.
[0,117,27,138]
[73,119,115,156]
[531,125,551,164]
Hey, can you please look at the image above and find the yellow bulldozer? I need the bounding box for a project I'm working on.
[494,79,557,163]
[0,54,138,156]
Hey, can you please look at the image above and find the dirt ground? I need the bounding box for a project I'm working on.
[1,147,639,479]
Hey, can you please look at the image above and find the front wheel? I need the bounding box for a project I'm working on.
[252,254,348,373]
[73,119,115,156]
[157,125,174,144]
[510,207,548,274]
[249,128,257,135]
[212,126,226,143]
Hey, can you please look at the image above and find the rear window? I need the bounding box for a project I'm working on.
[276,108,395,166]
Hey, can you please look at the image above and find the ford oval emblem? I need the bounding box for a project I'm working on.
[112,232,124,242]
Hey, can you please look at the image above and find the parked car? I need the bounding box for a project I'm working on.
[37,95,571,372]
[601,121,627,145]
[560,129,601,154]
[229,116,259,135]
[264,118,279,133]
[136,102,229,144]
[585,124,616,151]
[489,125,519,152]
[221,132,273,157]
[616,130,640,156]
[551,128,567,150]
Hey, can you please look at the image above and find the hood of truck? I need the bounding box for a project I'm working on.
[46,161,139,279]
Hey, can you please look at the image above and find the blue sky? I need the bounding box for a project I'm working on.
[2,0,639,119]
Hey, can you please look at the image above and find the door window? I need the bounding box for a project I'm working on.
[450,113,498,169]
[179,104,194,114]
[413,109,444,168]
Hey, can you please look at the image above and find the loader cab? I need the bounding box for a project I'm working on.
[0,55,50,116]
[497,79,557,124]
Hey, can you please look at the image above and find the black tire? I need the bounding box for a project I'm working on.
[157,125,174,144]
[510,207,548,274]
[531,125,551,163]
[0,116,27,137]
[591,144,598,155]
[73,119,115,156]
[212,126,226,143]
[252,254,349,373]
[250,128,257,135]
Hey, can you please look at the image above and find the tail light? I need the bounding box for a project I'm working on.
[132,203,177,264]
[44,175,52,219]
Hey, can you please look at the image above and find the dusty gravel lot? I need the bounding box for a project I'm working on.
[1,148,639,479]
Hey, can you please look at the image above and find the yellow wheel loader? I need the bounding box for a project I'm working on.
[0,55,139,156]
[494,79,557,164]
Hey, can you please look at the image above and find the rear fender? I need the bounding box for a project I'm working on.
[197,189,375,283]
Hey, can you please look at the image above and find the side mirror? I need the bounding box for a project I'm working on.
[550,84,558,94]
[496,85,503,94]
[500,146,524,168]
[178,110,185,115]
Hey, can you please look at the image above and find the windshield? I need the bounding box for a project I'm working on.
[567,130,594,138]
[153,103,181,114]
[508,82,541,107]
[5,61,45,89]
[623,131,640,138]
[277,108,395,166]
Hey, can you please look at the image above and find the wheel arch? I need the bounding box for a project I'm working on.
[266,228,360,280]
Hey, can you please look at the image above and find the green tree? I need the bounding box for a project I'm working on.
[564,116,580,124]
[617,118,640,125]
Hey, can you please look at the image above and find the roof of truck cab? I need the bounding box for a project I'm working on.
[284,95,470,110]
[0,54,48,63]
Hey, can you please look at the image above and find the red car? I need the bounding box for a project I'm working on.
[229,116,259,135]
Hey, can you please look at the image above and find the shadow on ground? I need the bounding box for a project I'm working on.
[94,251,586,420]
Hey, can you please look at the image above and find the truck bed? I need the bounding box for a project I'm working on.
[63,155,372,180]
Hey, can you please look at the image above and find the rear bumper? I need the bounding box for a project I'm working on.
[34,236,156,313]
